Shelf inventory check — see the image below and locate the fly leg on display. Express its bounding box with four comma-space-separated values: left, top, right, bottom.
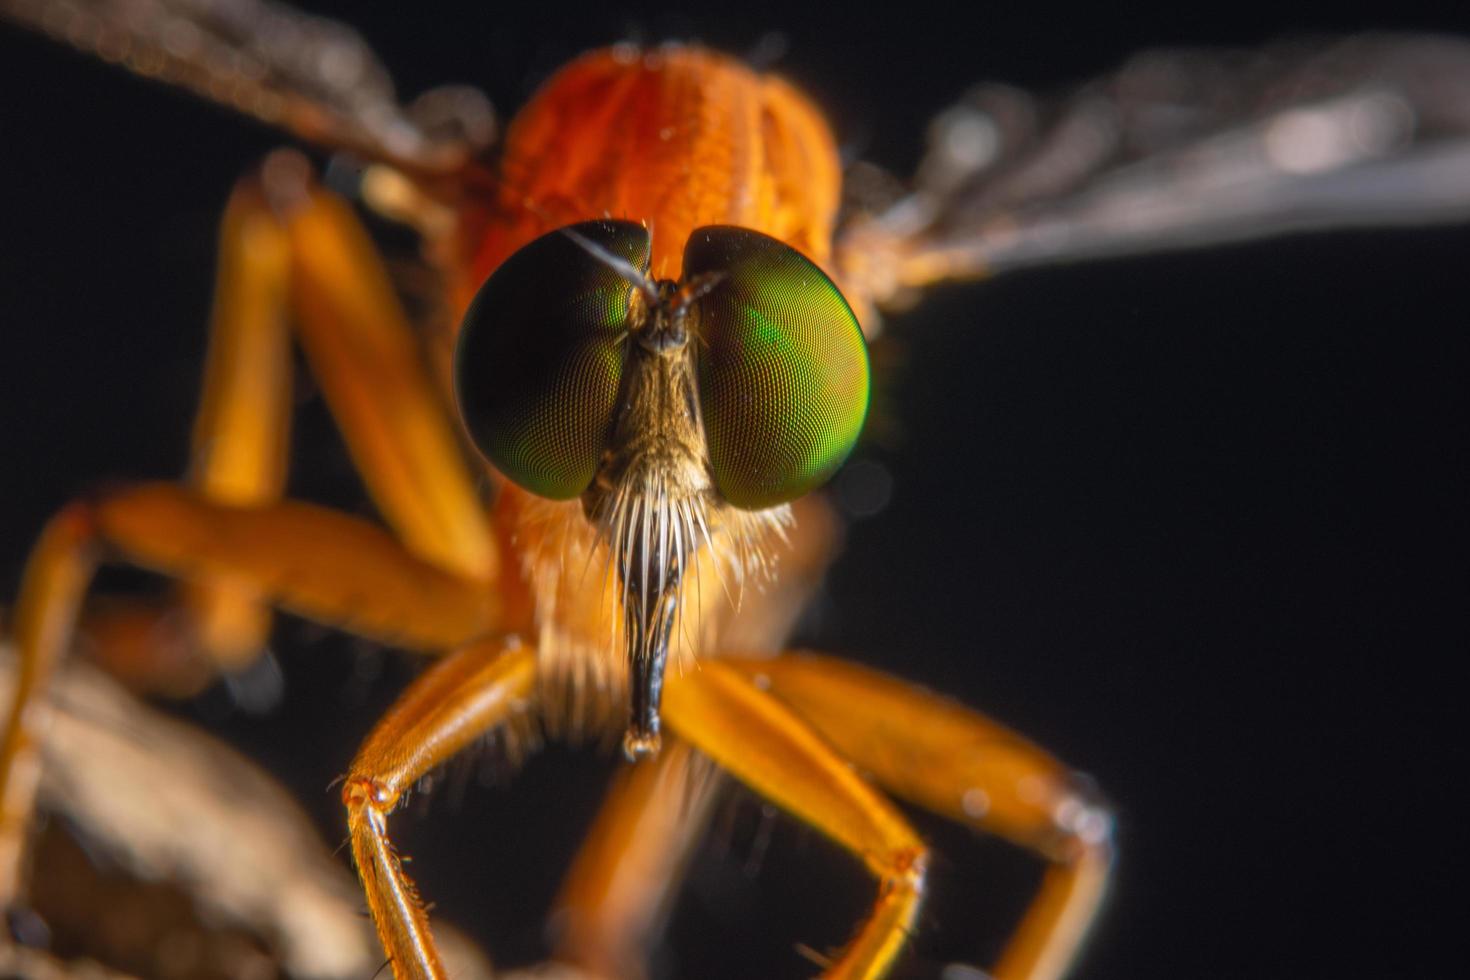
78, 168, 295, 693
663, 660, 928, 980
82, 153, 506, 697
724, 653, 1114, 980
179, 164, 293, 674
1, 153, 516, 923
278, 156, 500, 584
342, 636, 537, 980
0, 483, 505, 913
550, 737, 722, 979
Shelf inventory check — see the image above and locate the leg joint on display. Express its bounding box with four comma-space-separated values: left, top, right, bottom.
881, 843, 930, 894
341, 774, 400, 815
1050, 772, 1115, 863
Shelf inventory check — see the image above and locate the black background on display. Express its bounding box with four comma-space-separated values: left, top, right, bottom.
1, 2, 1466, 978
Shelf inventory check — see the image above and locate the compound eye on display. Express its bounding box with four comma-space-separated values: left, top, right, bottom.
683, 226, 869, 510
455, 220, 650, 499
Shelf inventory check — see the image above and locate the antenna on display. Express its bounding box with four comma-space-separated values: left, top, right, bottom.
561, 226, 660, 304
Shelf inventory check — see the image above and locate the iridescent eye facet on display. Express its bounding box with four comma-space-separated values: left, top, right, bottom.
455, 220, 650, 500
684, 226, 869, 510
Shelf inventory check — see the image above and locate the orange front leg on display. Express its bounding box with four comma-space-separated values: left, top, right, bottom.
342, 637, 537, 980
663, 660, 928, 980
282, 169, 499, 583
725, 653, 1114, 980
0, 484, 505, 910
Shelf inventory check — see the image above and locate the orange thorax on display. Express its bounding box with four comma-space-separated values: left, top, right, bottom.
454, 45, 843, 314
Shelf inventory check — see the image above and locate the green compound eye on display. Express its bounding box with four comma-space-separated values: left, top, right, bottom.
455, 220, 650, 500
683, 226, 870, 510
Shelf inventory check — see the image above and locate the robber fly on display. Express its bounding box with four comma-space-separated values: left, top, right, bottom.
1, 3, 1469, 979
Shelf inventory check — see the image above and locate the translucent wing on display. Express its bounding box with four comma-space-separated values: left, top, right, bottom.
0, 0, 494, 173
839, 34, 1470, 311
